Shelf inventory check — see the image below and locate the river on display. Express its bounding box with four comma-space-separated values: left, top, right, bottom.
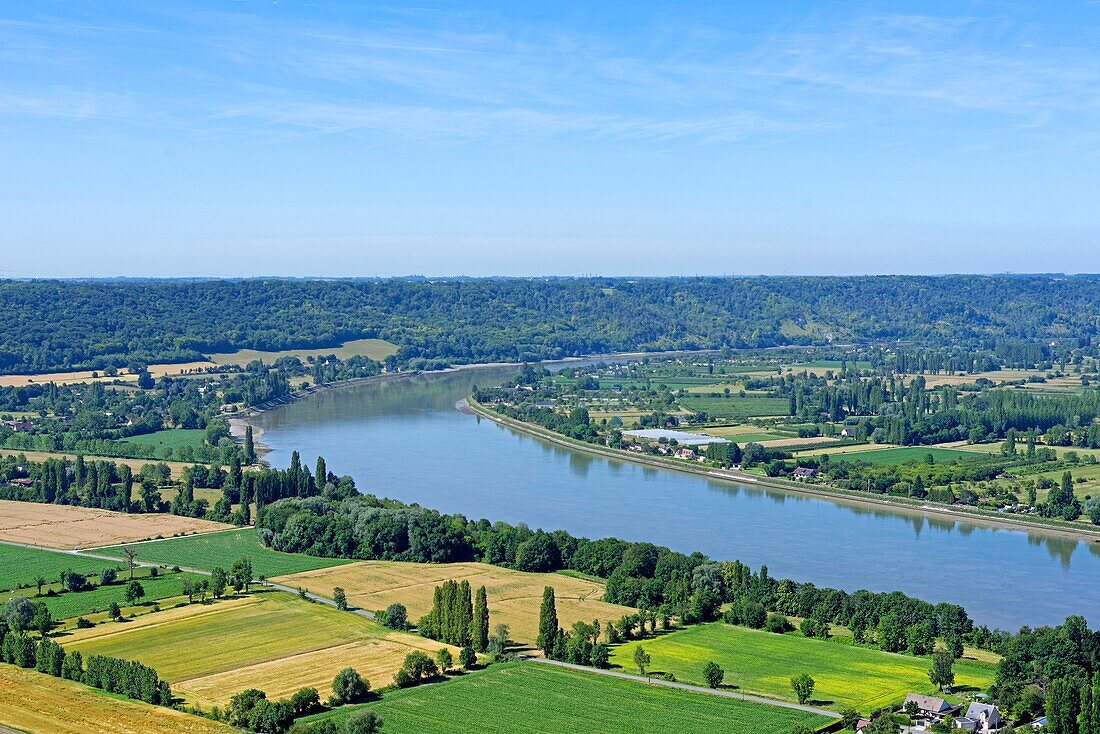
250, 363, 1100, 630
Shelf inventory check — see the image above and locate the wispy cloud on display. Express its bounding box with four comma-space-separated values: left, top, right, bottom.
1, 3, 1099, 148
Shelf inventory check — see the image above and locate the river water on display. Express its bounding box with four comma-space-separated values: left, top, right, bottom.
251, 364, 1100, 630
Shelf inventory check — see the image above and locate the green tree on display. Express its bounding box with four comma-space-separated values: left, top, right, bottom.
633, 646, 651, 676
459, 645, 477, 670
537, 586, 559, 653
210, 567, 227, 599
436, 648, 453, 673
244, 425, 256, 464
124, 580, 145, 605
473, 585, 490, 652
702, 661, 725, 689
1046, 677, 1081, 734
331, 667, 370, 705
790, 673, 815, 705
333, 587, 348, 611
231, 557, 253, 592
928, 649, 955, 692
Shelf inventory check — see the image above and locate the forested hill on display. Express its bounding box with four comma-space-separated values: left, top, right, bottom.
1, 275, 1098, 374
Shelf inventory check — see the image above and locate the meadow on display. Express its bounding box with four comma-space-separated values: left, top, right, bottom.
0, 500, 231, 549
0, 449, 194, 478
0, 542, 117, 592
680, 395, 791, 420
293, 662, 833, 734
798, 446, 983, 466
205, 337, 398, 367
611, 623, 996, 711
121, 428, 208, 452
63, 590, 454, 707
0, 665, 234, 734
95, 527, 350, 577
273, 560, 636, 647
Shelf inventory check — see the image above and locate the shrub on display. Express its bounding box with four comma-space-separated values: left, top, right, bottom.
331, 667, 369, 705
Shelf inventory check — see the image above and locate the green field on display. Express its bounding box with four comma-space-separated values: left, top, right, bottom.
0, 542, 117, 592
815, 446, 982, 466
294, 662, 833, 734
2, 568, 203, 620
121, 429, 207, 451
611, 623, 996, 711
681, 396, 791, 420
94, 528, 350, 578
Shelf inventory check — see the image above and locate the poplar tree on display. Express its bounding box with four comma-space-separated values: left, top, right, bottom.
537, 586, 558, 653
244, 426, 255, 464
473, 586, 490, 652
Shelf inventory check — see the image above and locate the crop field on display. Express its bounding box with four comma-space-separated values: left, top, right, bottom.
611, 623, 995, 711
0, 664, 235, 734
2, 568, 204, 621
816, 446, 984, 466
0, 542, 117, 592
0, 500, 232, 549
121, 428, 208, 451
295, 662, 832, 734
273, 560, 636, 647
206, 338, 398, 367
63, 590, 455, 707
681, 396, 790, 420
95, 527, 350, 577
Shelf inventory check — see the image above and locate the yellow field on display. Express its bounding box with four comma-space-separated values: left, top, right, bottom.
0, 500, 232, 549
273, 561, 636, 647
896, 369, 1045, 388
64, 591, 455, 708
0, 449, 195, 479
0, 664, 234, 734
0, 339, 398, 387
205, 338, 398, 367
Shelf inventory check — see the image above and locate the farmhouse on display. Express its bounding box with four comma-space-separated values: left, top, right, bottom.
903, 693, 957, 723
674, 447, 696, 460
2, 419, 32, 432
954, 702, 1002, 732
840, 426, 859, 438
791, 467, 818, 481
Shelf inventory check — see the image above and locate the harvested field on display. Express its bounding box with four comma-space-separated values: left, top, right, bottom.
206, 338, 398, 366
273, 560, 636, 647
64, 590, 454, 708
755, 436, 846, 450
0, 665, 234, 734
0, 500, 232, 549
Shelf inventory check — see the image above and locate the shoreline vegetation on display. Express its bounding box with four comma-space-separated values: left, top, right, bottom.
467, 396, 1100, 544
229, 349, 1100, 544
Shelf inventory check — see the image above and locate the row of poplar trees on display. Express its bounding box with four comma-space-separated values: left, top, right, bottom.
1046, 674, 1100, 734
419, 580, 491, 651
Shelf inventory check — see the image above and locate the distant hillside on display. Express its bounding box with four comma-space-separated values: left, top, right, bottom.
1, 275, 1097, 374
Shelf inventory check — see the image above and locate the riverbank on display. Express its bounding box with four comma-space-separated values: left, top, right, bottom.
466, 397, 1100, 545
230, 349, 720, 465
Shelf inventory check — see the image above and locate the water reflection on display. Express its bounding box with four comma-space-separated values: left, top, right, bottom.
253, 363, 1100, 630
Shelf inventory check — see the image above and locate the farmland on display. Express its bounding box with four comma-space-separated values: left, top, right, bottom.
273, 560, 636, 648
0, 664, 234, 734
63, 590, 455, 707
294, 662, 833, 734
96, 527, 351, 577
121, 428, 208, 452
0, 500, 232, 549
680, 395, 791, 420
0, 542, 116, 592
2, 566, 204, 621
205, 338, 399, 367
797, 446, 984, 466
0, 449, 194, 479
611, 623, 996, 711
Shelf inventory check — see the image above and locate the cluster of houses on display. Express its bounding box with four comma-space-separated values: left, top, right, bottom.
2, 418, 33, 432
855, 694, 1013, 733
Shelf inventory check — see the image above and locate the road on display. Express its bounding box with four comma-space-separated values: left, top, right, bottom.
527, 657, 839, 719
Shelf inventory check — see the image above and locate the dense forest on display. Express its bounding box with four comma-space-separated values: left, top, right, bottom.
3, 275, 1100, 373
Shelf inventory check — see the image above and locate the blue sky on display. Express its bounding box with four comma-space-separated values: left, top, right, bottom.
1, 1, 1099, 277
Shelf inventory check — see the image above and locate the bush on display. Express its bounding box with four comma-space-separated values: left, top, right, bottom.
344, 709, 383, 734
765, 613, 790, 633
98, 568, 118, 586
395, 651, 438, 687
289, 687, 321, 716
75, 617, 95, 629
